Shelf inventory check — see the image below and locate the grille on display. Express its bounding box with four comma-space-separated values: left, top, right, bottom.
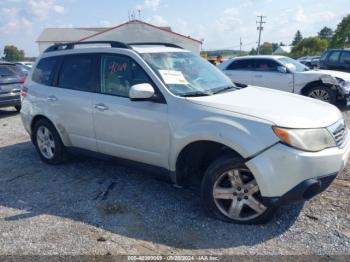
330, 120, 347, 147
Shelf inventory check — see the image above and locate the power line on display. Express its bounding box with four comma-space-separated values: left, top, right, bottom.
256, 15, 266, 54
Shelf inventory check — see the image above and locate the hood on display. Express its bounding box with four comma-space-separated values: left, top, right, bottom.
186, 86, 342, 128
300, 69, 350, 82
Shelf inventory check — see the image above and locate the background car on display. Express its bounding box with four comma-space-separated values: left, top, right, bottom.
0, 63, 26, 111
15, 61, 34, 68
297, 56, 320, 69
218, 55, 350, 104
319, 49, 350, 72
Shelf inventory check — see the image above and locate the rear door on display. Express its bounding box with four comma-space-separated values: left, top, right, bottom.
46, 54, 98, 151
92, 53, 170, 169
325, 51, 342, 70
251, 58, 293, 92
222, 59, 254, 85
339, 51, 350, 72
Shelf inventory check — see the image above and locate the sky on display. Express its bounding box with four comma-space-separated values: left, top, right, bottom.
0, 0, 349, 57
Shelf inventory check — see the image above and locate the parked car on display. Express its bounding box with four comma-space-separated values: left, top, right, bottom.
15, 64, 31, 76
0, 63, 26, 111
21, 41, 350, 224
319, 49, 350, 73
218, 55, 350, 104
15, 61, 34, 68
310, 56, 320, 69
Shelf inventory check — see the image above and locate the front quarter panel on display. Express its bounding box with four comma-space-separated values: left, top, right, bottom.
168, 100, 279, 171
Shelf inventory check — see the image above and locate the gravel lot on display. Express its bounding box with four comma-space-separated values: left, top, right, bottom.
0, 106, 349, 256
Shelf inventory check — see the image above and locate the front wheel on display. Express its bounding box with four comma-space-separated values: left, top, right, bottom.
306, 86, 336, 104
201, 155, 277, 224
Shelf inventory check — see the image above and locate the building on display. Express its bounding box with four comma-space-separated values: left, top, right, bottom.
273, 45, 293, 54
36, 20, 203, 54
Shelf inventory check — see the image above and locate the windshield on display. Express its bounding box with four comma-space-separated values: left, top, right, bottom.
141, 52, 236, 96
278, 57, 309, 72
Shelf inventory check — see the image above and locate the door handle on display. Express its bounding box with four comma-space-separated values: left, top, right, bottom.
47, 95, 57, 102
94, 103, 109, 111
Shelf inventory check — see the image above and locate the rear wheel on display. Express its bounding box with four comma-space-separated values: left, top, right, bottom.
33, 119, 67, 164
201, 155, 277, 224
306, 86, 336, 104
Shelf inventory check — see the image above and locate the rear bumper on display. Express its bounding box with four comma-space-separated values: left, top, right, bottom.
0, 94, 21, 108
262, 172, 337, 206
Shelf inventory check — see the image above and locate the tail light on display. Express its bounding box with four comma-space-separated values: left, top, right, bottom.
20, 86, 28, 97
19, 76, 27, 84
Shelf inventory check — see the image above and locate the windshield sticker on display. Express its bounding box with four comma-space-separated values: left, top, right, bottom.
159, 70, 188, 85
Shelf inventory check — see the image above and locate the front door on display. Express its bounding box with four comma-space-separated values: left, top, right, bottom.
252, 59, 293, 92
92, 54, 170, 169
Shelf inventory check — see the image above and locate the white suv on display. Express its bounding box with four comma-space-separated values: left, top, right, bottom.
20, 42, 350, 224
218, 55, 350, 104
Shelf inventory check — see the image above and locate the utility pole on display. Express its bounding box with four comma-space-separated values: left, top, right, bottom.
239, 37, 242, 56
256, 15, 266, 55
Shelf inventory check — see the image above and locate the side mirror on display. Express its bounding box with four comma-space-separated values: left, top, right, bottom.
277, 66, 287, 73
129, 83, 155, 101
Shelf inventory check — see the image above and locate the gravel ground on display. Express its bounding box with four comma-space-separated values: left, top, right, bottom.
0, 106, 349, 256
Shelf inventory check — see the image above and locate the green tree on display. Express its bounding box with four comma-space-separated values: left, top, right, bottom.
330, 14, 350, 48
249, 48, 257, 55
292, 30, 303, 45
272, 43, 279, 52
318, 26, 333, 41
260, 42, 273, 54
3, 45, 25, 61
291, 37, 328, 57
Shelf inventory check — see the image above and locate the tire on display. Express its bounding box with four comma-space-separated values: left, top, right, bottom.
14, 105, 21, 112
201, 154, 277, 224
306, 86, 336, 104
33, 119, 67, 165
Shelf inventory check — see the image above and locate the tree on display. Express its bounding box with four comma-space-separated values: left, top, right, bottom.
330, 14, 350, 48
249, 48, 257, 55
260, 42, 273, 54
272, 43, 279, 52
318, 26, 333, 41
291, 37, 328, 57
292, 30, 303, 45
3, 45, 25, 61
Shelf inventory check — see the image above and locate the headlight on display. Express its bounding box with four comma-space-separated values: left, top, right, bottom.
272, 126, 336, 152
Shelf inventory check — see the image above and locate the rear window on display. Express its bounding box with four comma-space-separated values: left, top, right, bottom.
0, 65, 16, 76
57, 54, 94, 91
32, 57, 58, 85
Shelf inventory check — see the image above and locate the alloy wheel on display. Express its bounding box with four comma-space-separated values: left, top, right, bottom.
36, 126, 55, 159
309, 89, 330, 102
213, 168, 267, 221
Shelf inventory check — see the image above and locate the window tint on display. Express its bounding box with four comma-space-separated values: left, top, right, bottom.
227, 59, 254, 70
0, 65, 16, 76
100, 55, 151, 97
32, 57, 58, 85
340, 51, 350, 64
328, 51, 341, 63
58, 55, 94, 91
255, 59, 280, 72
320, 51, 329, 61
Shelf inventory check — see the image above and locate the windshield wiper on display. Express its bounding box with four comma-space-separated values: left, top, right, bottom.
213, 86, 237, 94
181, 91, 211, 97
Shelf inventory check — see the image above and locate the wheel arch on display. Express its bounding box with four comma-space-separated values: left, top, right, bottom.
300, 80, 325, 96
30, 115, 70, 146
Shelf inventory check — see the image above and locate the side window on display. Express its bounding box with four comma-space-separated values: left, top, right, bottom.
227, 59, 254, 70
58, 55, 94, 91
32, 57, 58, 85
320, 51, 329, 62
340, 51, 350, 64
328, 51, 341, 63
100, 55, 152, 97
255, 59, 279, 72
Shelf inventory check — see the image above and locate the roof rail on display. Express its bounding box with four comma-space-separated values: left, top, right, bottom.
128, 42, 183, 49
44, 41, 131, 53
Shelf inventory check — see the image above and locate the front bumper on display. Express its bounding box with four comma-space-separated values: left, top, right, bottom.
246, 131, 350, 205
